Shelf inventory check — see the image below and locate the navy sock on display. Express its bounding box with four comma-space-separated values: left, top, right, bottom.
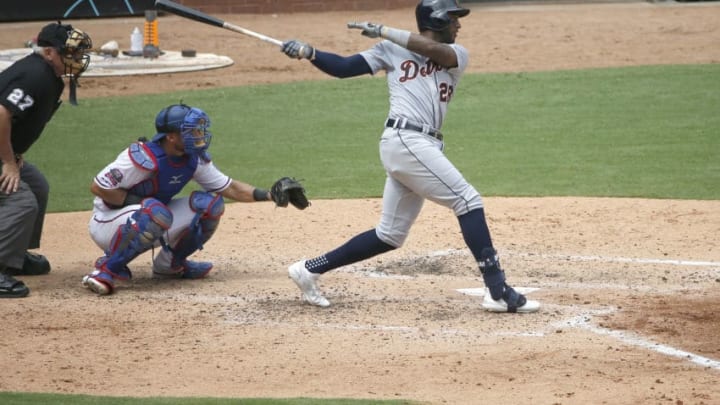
457, 208, 493, 262
305, 229, 396, 274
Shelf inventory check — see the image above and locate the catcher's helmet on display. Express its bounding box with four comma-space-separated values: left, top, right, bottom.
37, 22, 93, 77
415, 0, 470, 32
153, 104, 212, 157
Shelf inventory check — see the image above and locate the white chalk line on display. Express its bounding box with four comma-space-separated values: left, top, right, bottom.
221, 248, 720, 372
552, 309, 720, 371
221, 295, 720, 372
347, 257, 720, 372
427, 248, 720, 267
337, 248, 720, 282
512, 251, 720, 267
452, 281, 720, 371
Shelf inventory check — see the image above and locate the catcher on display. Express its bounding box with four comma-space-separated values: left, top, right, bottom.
82, 103, 308, 296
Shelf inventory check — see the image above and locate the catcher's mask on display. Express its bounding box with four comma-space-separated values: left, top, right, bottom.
415, 0, 469, 42
152, 104, 213, 157
37, 22, 93, 105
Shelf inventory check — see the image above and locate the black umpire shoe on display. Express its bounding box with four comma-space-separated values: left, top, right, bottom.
4, 252, 51, 276
0, 267, 30, 298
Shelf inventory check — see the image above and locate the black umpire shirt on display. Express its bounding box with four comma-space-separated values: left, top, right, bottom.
0, 52, 64, 155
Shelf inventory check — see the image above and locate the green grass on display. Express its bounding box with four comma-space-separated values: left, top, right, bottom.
26, 63, 720, 213
448, 65, 720, 198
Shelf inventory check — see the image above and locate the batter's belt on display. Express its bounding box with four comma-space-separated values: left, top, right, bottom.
385, 118, 443, 141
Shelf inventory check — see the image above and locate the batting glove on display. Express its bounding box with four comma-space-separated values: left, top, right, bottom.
347, 21, 384, 39
281, 40, 315, 60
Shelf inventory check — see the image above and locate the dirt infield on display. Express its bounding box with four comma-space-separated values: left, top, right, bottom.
2, 2, 720, 404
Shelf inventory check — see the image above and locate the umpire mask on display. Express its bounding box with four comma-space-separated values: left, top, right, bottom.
37, 22, 93, 105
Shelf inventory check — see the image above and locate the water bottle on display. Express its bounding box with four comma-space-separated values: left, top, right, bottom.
130, 27, 143, 53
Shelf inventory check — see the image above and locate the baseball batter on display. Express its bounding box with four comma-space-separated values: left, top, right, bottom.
83, 103, 308, 296
282, 0, 539, 313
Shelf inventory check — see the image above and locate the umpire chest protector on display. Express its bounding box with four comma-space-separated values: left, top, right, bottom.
128, 141, 198, 204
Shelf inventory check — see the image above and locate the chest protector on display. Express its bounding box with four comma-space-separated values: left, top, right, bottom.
128, 141, 198, 204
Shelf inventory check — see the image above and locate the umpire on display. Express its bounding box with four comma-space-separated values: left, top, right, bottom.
0, 22, 92, 298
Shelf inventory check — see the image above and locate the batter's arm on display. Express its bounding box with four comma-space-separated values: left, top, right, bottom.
348, 22, 458, 68
281, 40, 372, 78
311, 51, 372, 78
405, 35, 458, 68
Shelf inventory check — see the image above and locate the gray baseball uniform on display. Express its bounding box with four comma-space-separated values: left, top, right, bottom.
361, 40, 483, 247
283, 0, 539, 313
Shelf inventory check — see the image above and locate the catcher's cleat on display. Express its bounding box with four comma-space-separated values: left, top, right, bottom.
94, 257, 132, 281
153, 259, 212, 279
82, 270, 115, 296
481, 287, 539, 313
288, 260, 330, 307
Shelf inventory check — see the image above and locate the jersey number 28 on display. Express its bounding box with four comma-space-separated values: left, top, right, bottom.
439, 83, 454, 102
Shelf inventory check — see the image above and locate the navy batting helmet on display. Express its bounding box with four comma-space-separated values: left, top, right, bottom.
415, 0, 470, 32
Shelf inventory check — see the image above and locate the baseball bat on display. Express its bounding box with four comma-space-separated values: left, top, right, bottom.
154, 0, 283, 47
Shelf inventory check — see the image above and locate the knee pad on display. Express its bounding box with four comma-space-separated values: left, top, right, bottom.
479, 247, 506, 300
190, 191, 225, 218
137, 198, 173, 232
170, 192, 224, 261
129, 198, 173, 247
189, 191, 225, 234
102, 198, 172, 273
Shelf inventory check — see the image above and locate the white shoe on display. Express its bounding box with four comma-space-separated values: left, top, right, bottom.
288, 260, 330, 307
81, 273, 113, 296
482, 288, 540, 313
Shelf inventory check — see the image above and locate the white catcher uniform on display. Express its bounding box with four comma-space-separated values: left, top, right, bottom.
89, 147, 231, 252
361, 40, 483, 247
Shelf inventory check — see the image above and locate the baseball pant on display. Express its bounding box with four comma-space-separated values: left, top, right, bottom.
376, 129, 483, 247
0, 163, 49, 268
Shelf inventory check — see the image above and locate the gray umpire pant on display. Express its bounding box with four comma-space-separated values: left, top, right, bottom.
0, 162, 49, 269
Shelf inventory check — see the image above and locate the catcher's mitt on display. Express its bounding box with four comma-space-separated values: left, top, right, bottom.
270, 177, 310, 210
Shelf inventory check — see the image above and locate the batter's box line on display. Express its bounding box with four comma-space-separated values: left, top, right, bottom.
553, 308, 720, 372
427, 248, 720, 268
222, 316, 543, 340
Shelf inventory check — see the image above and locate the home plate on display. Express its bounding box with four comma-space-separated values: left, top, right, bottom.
457, 287, 540, 297
0, 48, 233, 77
